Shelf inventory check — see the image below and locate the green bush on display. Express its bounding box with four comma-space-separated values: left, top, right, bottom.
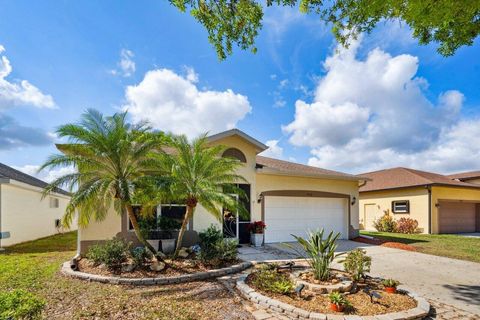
251, 264, 294, 295
130, 246, 152, 268
342, 249, 371, 281
287, 229, 342, 281
86, 238, 130, 269
373, 212, 397, 232
0, 290, 45, 320
198, 225, 238, 266
395, 217, 419, 234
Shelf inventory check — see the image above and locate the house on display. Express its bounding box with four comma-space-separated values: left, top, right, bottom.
77, 129, 368, 254
359, 167, 480, 234
448, 171, 480, 185
0, 163, 71, 247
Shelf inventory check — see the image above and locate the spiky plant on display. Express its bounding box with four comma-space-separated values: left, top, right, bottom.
39, 109, 167, 259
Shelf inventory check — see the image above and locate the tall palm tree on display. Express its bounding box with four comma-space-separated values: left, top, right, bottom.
40, 109, 166, 259
157, 134, 248, 258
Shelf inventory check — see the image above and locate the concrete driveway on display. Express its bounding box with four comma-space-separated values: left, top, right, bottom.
239, 240, 480, 315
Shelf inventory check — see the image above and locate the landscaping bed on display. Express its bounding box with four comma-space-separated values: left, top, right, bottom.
245, 267, 417, 316
353, 236, 417, 251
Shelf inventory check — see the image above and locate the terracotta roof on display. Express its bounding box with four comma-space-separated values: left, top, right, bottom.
0, 162, 70, 196
359, 167, 480, 192
447, 170, 480, 181
256, 156, 367, 181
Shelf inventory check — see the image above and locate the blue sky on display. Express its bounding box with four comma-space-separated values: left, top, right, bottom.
1, 0, 480, 181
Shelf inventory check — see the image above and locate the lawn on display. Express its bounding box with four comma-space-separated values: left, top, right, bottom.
0, 232, 252, 320
361, 231, 480, 263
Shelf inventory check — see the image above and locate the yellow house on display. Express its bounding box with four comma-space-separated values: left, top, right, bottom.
359, 167, 480, 234
78, 129, 368, 254
0, 163, 71, 247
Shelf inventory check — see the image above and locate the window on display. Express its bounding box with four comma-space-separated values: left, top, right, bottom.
159, 204, 187, 226
50, 197, 59, 208
392, 200, 410, 213
128, 204, 187, 231
222, 148, 247, 163
55, 219, 61, 229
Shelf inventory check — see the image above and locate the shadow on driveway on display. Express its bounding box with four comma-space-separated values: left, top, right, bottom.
443, 284, 480, 306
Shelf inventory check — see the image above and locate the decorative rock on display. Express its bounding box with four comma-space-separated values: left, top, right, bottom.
178, 248, 189, 258
121, 263, 136, 273
150, 261, 166, 271
309, 312, 327, 320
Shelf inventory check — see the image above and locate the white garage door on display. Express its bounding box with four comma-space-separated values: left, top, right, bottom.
264, 196, 347, 243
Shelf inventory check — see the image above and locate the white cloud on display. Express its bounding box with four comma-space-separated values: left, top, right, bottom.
13, 165, 76, 183
111, 49, 136, 77
184, 66, 199, 83
0, 45, 55, 109
260, 140, 284, 159
284, 38, 477, 174
124, 68, 252, 137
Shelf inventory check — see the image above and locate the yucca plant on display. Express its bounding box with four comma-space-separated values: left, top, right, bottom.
287, 229, 343, 281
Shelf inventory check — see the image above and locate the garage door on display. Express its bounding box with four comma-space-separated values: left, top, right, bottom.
439, 201, 476, 233
264, 196, 347, 243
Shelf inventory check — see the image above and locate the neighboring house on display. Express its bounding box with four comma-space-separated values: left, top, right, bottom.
359, 167, 480, 234
78, 129, 368, 254
0, 163, 72, 247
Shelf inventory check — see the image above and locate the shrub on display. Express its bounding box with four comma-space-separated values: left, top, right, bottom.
247, 221, 266, 234
342, 249, 371, 281
395, 217, 419, 234
199, 225, 238, 266
382, 279, 400, 288
130, 246, 152, 268
0, 289, 45, 320
373, 211, 397, 232
328, 292, 351, 307
86, 238, 130, 269
287, 229, 342, 281
251, 264, 294, 295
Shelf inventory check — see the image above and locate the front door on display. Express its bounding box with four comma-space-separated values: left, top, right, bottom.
223, 184, 251, 244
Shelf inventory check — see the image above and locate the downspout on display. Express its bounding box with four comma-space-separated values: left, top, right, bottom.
427, 185, 432, 234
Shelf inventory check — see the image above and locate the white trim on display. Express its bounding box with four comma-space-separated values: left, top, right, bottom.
207, 129, 268, 152
3, 179, 70, 199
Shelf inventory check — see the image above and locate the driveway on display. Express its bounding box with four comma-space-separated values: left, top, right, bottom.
239, 240, 480, 315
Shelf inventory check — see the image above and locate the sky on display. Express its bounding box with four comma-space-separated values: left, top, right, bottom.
1, 0, 480, 182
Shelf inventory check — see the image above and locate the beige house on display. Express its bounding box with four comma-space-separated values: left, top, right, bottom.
0, 163, 71, 247
78, 129, 368, 254
359, 167, 480, 234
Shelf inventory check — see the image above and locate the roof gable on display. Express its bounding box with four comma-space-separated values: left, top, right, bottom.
207, 129, 267, 153
447, 170, 480, 181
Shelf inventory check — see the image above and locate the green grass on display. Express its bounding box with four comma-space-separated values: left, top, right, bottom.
0, 231, 248, 319
361, 231, 480, 263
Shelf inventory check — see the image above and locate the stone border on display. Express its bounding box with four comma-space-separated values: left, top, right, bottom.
61, 261, 252, 285
291, 270, 353, 294
236, 276, 430, 320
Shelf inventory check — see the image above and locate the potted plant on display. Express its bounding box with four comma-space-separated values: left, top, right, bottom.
328, 292, 350, 312
382, 279, 400, 293
158, 216, 182, 254
247, 221, 266, 247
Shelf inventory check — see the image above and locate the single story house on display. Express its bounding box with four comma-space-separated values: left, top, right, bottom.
448, 171, 480, 185
359, 167, 480, 234
78, 129, 368, 254
0, 163, 71, 247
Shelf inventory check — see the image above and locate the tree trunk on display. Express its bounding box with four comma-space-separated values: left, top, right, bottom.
125, 204, 165, 260
173, 205, 194, 258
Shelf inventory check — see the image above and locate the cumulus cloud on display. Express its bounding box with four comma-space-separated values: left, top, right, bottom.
284, 38, 476, 174
260, 140, 284, 159
14, 164, 76, 183
0, 45, 55, 109
111, 49, 136, 77
124, 68, 252, 137
0, 113, 52, 149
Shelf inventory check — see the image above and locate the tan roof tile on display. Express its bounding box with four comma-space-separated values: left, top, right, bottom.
447, 170, 480, 181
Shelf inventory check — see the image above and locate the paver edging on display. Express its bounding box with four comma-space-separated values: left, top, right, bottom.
61, 261, 252, 285
236, 276, 430, 320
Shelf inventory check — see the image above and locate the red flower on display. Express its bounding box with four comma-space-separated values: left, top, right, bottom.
247, 221, 266, 234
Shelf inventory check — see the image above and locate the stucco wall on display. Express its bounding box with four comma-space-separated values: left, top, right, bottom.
430, 186, 480, 234
359, 187, 430, 233
78, 205, 122, 241
255, 174, 359, 236
0, 183, 71, 246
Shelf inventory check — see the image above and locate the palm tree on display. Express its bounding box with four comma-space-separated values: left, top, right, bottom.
157, 134, 248, 258
40, 109, 166, 259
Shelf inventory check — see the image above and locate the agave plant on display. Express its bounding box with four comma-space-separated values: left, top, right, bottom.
287, 229, 343, 281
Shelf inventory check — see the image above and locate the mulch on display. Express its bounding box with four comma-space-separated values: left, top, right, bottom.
353, 237, 416, 252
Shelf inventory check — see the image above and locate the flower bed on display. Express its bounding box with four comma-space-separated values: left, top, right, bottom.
237, 269, 430, 320
61, 260, 252, 285
290, 269, 353, 294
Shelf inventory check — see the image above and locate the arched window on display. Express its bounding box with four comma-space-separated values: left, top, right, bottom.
222, 148, 247, 163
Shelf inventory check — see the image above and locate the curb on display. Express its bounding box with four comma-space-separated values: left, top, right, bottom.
61, 261, 252, 285
236, 276, 430, 320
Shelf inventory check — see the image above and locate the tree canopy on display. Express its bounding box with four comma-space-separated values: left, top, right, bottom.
169, 0, 480, 59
